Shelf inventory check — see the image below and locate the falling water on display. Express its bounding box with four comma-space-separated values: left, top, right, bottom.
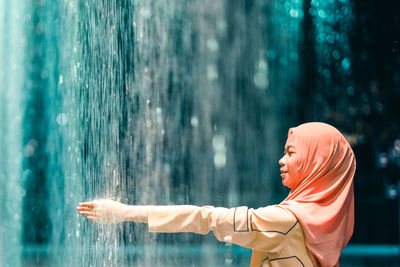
1, 0, 310, 266
0, 0, 26, 266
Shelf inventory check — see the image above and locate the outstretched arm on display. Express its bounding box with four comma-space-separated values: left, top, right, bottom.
77, 200, 299, 253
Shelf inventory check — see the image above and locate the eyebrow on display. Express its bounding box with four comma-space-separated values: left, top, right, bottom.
285, 145, 295, 151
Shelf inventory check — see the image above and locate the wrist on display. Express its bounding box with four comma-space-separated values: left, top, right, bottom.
124, 205, 149, 223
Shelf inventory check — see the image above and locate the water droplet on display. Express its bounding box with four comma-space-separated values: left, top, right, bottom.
217, 20, 226, 32
386, 184, 398, 200
225, 258, 233, 265
58, 75, 64, 85
24, 140, 38, 157
332, 50, 340, 60
267, 50, 276, 60
378, 153, 388, 168
190, 116, 199, 127
311, 0, 319, 7
279, 57, 288, 66
322, 69, 331, 78
290, 9, 299, 18
258, 60, 267, 72
14, 213, 20, 221
224, 235, 232, 242
392, 139, 400, 150
207, 39, 219, 52
139, 7, 151, 19
254, 72, 268, 89
214, 152, 226, 169
341, 58, 351, 70
318, 10, 327, 19
254, 60, 268, 89
163, 162, 170, 171
212, 135, 225, 151
290, 52, 299, 62
347, 86, 354, 95
207, 64, 218, 81
57, 113, 69, 126
156, 107, 162, 123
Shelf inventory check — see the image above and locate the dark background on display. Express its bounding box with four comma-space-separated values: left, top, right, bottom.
297, 0, 400, 244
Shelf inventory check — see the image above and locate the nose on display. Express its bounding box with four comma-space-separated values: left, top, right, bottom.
279, 155, 286, 166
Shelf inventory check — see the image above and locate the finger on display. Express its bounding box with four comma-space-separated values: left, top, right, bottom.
87, 216, 99, 221
79, 202, 96, 207
79, 211, 95, 216
77, 207, 93, 212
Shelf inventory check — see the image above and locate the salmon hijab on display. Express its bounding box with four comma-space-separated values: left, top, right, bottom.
280, 122, 356, 267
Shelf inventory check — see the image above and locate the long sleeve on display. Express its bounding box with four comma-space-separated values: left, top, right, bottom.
148, 205, 299, 253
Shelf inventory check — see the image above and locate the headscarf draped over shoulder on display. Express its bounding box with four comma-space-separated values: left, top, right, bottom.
280, 122, 356, 267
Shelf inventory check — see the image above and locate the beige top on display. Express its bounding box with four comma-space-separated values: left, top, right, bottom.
148, 205, 314, 267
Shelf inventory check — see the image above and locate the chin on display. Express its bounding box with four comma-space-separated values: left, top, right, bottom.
281, 178, 292, 189
281, 174, 288, 183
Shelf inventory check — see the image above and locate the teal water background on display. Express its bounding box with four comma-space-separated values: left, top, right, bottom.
1, 0, 399, 266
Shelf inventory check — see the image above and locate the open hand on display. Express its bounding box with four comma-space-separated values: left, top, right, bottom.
77, 199, 129, 223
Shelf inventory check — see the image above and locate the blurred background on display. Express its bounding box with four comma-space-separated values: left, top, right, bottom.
1, 0, 400, 266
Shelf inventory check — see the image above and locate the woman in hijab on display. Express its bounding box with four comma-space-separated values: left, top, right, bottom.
77, 122, 356, 267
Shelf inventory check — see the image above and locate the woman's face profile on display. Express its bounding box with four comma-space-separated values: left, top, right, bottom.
279, 134, 299, 188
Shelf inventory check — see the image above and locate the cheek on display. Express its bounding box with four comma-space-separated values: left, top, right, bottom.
285, 157, 300, 187
287, 159, 298, 175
